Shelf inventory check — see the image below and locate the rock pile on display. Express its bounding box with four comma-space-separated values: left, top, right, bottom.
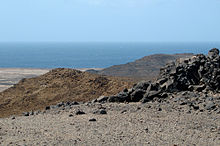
95, 48, 220, 111
159, 48, 220, 92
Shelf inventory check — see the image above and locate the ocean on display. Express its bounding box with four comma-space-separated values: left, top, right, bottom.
0, 42, 220, 69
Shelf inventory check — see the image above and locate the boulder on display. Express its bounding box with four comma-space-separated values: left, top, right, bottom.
208, 48, 219, 59
130, 89, 145, 102
133, 81, 151, 90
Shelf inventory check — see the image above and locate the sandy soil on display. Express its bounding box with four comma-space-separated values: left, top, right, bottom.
0, 102, 219, 145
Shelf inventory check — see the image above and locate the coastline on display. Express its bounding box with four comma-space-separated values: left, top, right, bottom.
0, 68, 103, 92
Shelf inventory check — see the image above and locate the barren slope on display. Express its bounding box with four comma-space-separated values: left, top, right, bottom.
0, 68, 134, 118
97, 53, 193, 81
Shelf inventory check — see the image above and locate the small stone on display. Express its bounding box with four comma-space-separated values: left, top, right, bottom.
65, 101, 71, 106
157, 107, 162, 111
57, 102, 65, 107
89, 118, 96, 122
121, 110, 127, 114
76, 110, 85, 115
144, 128, 149, 133
11, 116, 15, 120
23, 112, 29, 116
45, 106, 50, 110
147, 105, 151, 108
93, 109, 107, 115
186, 110, 191, 114
29, 111, 34, 115
71, 101, 79, 105
192, 105, 199, 110
179, 101, 187, 105
69, 114, 73, 117
99, 109, 107, 114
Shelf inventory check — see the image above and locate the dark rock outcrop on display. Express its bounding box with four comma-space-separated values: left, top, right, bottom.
101, 48, 220, 111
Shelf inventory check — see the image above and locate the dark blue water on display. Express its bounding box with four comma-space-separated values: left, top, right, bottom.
0, 42, 220, 68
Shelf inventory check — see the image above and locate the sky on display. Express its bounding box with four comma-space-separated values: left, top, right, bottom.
0, 0, 220, 42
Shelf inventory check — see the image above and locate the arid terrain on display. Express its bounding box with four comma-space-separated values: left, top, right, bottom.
0, 50, 220, 145
0, 68, 49, 92
0, 68, 134, 118
94, 53, 193, 81
0, 101, 219, 145
0, 68, 103, 92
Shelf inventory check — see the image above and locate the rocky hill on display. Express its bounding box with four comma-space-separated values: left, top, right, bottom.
0, 68, 134, 118
94, 48, 220, 113
95, 53, 193, 81
0, 49, 220, 145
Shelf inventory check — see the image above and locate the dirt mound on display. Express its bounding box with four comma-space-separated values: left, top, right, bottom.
0, 68, 134, 118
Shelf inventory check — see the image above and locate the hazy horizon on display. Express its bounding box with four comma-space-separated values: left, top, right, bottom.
0, 0, 220, 42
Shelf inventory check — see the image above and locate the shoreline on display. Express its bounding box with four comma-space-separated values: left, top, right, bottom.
0, 68, 103, 92
0, 67, 103, 70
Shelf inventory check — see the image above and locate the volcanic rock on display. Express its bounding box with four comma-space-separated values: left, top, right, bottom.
75, 110, 85, 115
106, 48, 220, 112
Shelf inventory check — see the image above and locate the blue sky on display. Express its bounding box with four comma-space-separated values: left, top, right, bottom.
0, 0, 219, 42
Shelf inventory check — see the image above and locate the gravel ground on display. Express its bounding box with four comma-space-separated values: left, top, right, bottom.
0, 102, 220, 146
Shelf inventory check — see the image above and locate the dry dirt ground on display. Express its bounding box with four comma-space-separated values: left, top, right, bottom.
0, 102, 219, 146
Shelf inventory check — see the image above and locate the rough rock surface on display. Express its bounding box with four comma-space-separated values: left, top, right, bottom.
96, 48, 220, 113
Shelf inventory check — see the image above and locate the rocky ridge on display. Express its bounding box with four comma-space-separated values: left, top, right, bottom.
95, 53, 193, 81
94, 48, 220, 112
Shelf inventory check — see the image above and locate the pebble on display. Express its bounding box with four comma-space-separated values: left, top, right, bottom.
45, 106, 50, 110
89, 118, 96, 122
23, 112, 29, 116
99, 109, 107, 115
69, 114, 73, 117
75, 110, 85, 115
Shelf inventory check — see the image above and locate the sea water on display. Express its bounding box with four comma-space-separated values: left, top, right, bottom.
0, 42, 220, 69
